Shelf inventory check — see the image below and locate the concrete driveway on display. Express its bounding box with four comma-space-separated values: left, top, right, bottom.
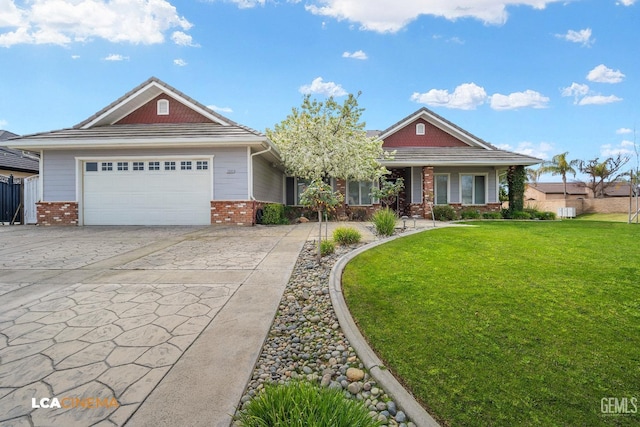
0, 224, 311, 427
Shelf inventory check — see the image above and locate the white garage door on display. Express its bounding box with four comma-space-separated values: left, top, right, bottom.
82, 159, 212, 225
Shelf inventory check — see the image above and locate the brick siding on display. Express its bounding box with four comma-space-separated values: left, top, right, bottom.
210, 201, 264, 226
37, 202, 78, 226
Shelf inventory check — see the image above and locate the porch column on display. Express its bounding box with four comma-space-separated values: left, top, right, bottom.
422, 166, 434, 217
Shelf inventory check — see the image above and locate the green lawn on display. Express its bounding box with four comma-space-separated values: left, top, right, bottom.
576, 213, 634, 222
343, 221, 640, 426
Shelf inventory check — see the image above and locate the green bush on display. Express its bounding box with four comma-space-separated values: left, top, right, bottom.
432, 205, 457, 221
460, 209, 481, 219
371, 208, 397, 236
482, 212, 502, 219
539, 211, 557, 220
261, 204, 289, 225
333, 226, 362, 245
320, 239, 335, 256
236, 380, 380, 427
511, 211, 532, 220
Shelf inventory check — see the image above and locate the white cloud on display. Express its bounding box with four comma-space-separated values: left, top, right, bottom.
104, 53, 129, 61
561, 82, 590, 98
617, 0, 635, 5
173, 58, 187, 66
299, 77, 348, 97
342, 50, 368, 60
305, 0, 563, 33
497, 141, 554, 160
0, 0, 192, 47
208, 105, 234, 113
601, 141, 636, 157
71, 54, 80, 59
616, 128, 633, 135
561, 83, 622, 106
217, 0, 266, 8
410, 83, 487, 110
490, 90, 549, 110
556, 28, 593, 47
578, 94, 623, 105
0, 119, 8, 128
587, 64, 625, 83
171, 31, 199, 47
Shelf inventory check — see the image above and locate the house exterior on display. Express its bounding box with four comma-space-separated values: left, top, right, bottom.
6, 77, 284, 226
297, 108, 541, 219
1, 130, 39, 178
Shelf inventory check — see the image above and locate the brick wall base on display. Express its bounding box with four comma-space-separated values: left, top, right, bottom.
37, 202, 78, 226
210, 201, 265, 226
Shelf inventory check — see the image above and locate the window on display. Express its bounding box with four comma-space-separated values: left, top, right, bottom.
157, 99, 169, 115
148, 161, 160, 171
180, 161, 192, 170
101, 162, 113, 171
196, 161, 208, 170
133, 162, 144, 171
85, 162, 98, 172
296, 178, 311, 205
164, 161, 176, 171
435, 174, 449, 205
347, 181, 374, 205
461, 174, 486, 205
117, 162, 129, 171
416, 123, 426, 135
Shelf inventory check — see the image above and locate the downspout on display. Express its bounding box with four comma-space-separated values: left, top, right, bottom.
248, 145, 272, 201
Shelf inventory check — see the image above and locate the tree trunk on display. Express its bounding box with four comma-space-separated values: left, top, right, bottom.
317, 208, 322, 263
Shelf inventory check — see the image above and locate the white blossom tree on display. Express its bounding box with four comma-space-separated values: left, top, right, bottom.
266, 93, 390, 182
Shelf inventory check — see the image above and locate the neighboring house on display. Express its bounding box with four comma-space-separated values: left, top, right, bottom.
6, 77, 283, 226
525, 181, 637, 215
1, 130, 39, 178
287, 108, 540, 218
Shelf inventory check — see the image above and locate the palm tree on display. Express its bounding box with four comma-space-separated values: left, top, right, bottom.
526, 167, 541, 185
538, 152, 579, 198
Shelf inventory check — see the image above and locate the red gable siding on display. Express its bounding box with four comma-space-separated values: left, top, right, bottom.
383, 118, 468, 148
116, 94, 213, 125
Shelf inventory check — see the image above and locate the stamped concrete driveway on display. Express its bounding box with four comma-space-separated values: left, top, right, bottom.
0, 225, 310, 427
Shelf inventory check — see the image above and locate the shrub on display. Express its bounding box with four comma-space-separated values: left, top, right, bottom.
482, 212, 502, 219
460, 209, 481, 219
333, 226, 362, 245
432, 205, 457, 221
539, 211, 557, 220
261, 203, 289, 225
320, 239, 335, 256
236, 380, 381, 427
372, 208, 397, 236
511, 211, 532, 220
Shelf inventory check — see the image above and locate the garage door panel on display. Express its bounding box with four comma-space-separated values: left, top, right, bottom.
83, 160, 212, 226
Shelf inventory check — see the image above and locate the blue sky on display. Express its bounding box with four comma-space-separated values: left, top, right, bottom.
1, 0, 638, 175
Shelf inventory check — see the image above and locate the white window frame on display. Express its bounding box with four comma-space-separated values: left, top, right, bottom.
132, 162, 144, 171
157, 99, 169, 115
460, 173, 488, 205
180, 161, 193, 170
434, 173, 450, 205
117, 161, 129, 171
416, 123, 426, 135
164, 161, 176, 171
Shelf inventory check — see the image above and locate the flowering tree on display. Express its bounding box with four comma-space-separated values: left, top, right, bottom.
266, 93, 390, 182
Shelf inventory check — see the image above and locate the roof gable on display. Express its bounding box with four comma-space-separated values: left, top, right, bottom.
378, 107, 494, 150
75, 77, 233, 129
115, 93, 212, 125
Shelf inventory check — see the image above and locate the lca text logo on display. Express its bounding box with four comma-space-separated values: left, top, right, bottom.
601, 397, 638, 416
32, 397, 119, 409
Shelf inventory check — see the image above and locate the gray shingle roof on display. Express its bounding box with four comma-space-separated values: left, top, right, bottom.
0, 146, 39, 173
382, 146, 541, 166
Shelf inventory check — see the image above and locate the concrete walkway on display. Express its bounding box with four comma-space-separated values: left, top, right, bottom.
0, 224, 313, 427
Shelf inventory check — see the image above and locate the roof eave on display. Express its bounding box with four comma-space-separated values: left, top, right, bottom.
381, 159, 541, 167
5, 136, 269, 150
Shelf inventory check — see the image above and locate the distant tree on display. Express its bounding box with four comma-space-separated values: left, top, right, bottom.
299, 180, 343, 262
538, 152, 579, 198
267, 93, 389, 183
526, 167, 542, 184
577, 155, 629, 198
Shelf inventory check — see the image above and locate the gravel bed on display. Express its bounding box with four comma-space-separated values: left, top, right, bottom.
235, 240, 415, 426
